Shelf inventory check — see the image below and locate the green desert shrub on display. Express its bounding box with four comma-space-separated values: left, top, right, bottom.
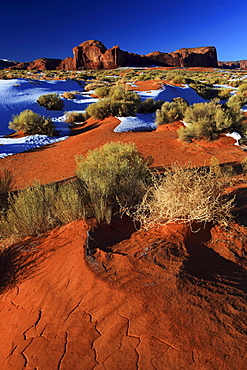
132, 164, 234, 229
65, 111, 86, 124
37, 93, 64, 110
226, 93, 247, 111
86, 85, 141, 119
155, 98, 188, 125
216, 89, 232, 101
190, 81, 217, 100
238, 83, 247, 93
178, 100, 242, 142
138, 98, 164, 113
52, 181, 86, 224
76, 142, 152, 223
9, 109, 56, 136
84, 81, 107, 91
94, 85, 111, 97
0, 183, 57, 238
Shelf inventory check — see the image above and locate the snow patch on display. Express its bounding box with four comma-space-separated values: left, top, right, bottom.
114, 114, 157, 132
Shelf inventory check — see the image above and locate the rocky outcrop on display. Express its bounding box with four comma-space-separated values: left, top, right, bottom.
8, 62, 30, 70
27, 58, 62, 70
3, 40, 219, 71
218, 60, 247, 69
65, 40, 218, 70
0, 59, 19, 69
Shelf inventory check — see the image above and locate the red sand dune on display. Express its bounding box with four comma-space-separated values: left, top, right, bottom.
1, 117, 246, 190
1, 218, 247, 369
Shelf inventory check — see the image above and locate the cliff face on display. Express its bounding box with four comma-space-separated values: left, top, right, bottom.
7, 40, 219, 71
68, 41, 218, 69
218, 60, 247, 69
27, 58, 62, 70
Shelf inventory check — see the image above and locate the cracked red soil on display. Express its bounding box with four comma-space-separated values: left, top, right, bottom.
0, 217, 247, 369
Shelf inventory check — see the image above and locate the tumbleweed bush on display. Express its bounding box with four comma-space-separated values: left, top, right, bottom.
133, 164, 234, 229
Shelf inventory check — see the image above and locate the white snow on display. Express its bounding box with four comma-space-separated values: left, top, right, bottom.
114, 114, 157, 132
0, 78, 96, 136
225, 131, 242, 146
0, 135, 67, 158
0, 78, 98, 157
136, 84, 206, 104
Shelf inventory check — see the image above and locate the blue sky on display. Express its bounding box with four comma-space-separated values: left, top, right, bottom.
1, 0, 247, 63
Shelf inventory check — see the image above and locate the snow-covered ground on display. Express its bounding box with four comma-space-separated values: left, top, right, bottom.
0, 78, 96, 136
114, 114, 157, 133
136, 84, 206, 104
0, 135, 67, 158
0, 78, 98, 157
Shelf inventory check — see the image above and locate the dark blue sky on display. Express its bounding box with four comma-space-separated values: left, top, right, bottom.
1, 0, 247, 62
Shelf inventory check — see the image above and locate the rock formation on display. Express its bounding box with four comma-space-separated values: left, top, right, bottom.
27, 58, 62, 70
68, 40, 218, 70
218, 60, 247, 69
0, 59, 19, 69
7, 40, 219, 71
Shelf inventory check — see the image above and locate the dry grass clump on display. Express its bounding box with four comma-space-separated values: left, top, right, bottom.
132, 164, 234, 229
84, 81, 108, 91
65, 111, 86, 124
62, 91, 76, 99
52, 181, 86, 225
0, 181, 86, 239
9, 109, 56, 136
0, 183, 57, 238
0, 170, 13, 195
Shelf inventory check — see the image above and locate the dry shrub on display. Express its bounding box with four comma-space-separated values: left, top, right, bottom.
132, 164, 234, 229
62, 91, 76, 99
65, 111, 86, 124
0, 170, 13, 195
241, 157, 247, 173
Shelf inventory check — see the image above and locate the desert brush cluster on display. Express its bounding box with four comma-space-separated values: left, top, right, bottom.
0, 66, 247, 243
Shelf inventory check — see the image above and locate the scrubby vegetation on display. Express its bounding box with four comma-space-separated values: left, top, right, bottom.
37, 93, 64, 110
65, 111, 86, 124
138, 98, 164, 113
178, 100, 244, 142
155, 98, 189, 125
9, 109, 56, 136
0, 181, 86, 238
86, 85, 141, 119
132, 164, 234, 229
76, 142, 152, 223
62, 91, 76, 99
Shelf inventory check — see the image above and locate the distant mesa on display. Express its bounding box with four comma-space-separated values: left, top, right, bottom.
218, 60, 247, 69
6, 40, 219, 70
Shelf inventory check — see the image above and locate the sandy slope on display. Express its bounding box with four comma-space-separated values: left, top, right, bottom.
1, 116, 246, 190
1, 218, 247, 369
